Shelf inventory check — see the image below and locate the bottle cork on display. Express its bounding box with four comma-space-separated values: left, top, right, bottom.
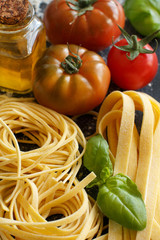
0, 0, 29, 25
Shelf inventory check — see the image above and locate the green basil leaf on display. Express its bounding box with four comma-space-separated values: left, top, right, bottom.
83, 134, 113, 181
97, 173, 147, 231
124, 0, 160, 37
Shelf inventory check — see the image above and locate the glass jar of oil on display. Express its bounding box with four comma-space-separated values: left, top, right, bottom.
0, 3, 46, 93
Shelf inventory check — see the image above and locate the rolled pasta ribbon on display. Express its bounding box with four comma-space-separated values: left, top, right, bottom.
97, 90, 160, 240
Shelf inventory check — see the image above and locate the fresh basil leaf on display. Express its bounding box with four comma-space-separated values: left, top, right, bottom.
124, 0, 160, 38
97, 173, 147, 231
83, 134, 113, 181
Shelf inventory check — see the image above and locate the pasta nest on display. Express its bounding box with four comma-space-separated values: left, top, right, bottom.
0, 96, 103, 240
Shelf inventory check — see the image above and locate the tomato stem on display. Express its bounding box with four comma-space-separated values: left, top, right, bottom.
113, 25, 160, 60
66, 0, 97, 16
78, 0, 97, 8
61, 46, 82, 74
131, 35, 138, 50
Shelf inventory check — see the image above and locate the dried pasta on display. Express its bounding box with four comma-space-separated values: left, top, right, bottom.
0, 95, 104, 240
96, 90, 160, 240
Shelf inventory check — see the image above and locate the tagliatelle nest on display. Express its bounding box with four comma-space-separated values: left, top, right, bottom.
0, 95, 105, 240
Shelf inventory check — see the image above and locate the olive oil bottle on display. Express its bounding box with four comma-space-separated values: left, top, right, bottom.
0, 1, 46, 93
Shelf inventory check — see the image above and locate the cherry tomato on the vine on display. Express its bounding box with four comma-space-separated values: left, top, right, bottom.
43, 0, 125, 52
32, 44, 111, 116
107, 28, 159, 90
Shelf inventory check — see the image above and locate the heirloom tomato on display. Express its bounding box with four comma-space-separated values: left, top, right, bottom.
107, 27, 159, 90
32, 44, 111, 116
43, 0, 125, 51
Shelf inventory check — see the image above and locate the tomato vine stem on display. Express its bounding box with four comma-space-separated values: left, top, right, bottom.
61, 46, 82, 74
114, 25, 160, 60
66, 0, 97, 16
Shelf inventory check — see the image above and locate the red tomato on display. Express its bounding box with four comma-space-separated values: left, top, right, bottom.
32, 44, 111, 116
43, 0, 125, 52
107, 39, 158, 90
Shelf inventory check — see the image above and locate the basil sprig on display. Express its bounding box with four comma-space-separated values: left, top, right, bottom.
83, 134, 147, 231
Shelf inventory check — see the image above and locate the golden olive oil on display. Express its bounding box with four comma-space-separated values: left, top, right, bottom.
0, 4, 46, 93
